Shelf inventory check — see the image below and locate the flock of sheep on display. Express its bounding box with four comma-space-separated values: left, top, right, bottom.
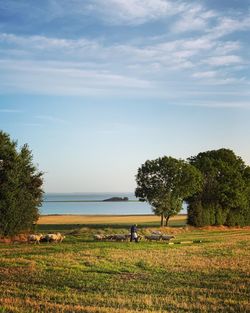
28, 233, 65, 244
94, 232, 175, 242
28, 231, 175, 244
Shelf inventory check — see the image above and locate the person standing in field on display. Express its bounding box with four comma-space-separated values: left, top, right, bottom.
130, 224, 138, 242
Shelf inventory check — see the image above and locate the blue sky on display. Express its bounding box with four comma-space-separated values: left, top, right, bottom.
0, 0, 250, 192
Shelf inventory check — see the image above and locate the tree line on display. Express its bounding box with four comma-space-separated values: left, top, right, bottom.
135, 149, 250, 227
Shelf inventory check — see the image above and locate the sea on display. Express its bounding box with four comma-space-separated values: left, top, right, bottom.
41, 192, 187, 215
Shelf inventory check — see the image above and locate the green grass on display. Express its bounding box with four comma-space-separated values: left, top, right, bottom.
0, 225, 249, 312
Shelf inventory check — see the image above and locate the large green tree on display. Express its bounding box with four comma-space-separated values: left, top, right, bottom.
135, 156, 203, 226
0, 131, 43, 236
187, 149, 250, 226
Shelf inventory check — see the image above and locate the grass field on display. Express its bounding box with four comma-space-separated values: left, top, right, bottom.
0, 216, 249, 313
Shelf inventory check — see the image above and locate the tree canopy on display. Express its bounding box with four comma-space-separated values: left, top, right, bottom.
135, 156, 203, 226
187, 149, 250, 226
0, 131, 43, 236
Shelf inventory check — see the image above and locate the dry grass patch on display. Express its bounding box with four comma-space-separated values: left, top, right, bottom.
38, 214, 186, 225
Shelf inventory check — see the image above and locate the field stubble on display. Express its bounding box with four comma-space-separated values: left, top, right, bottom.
0, 217, 249, 313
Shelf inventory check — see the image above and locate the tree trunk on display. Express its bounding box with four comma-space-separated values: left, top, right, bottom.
165, 215, 170, 227
160, 213, 164, 227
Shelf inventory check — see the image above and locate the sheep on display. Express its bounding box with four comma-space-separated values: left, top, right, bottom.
28, 234, 43, 244
56, 233, 65, 243
112, 234, 129, 241
144, 234, 162, 241
93, 234, 113, 241
161, 235, 175, 241
152, 231, 162, 235
94, 234, 106, 241
45, 233, 65, 243
144, 234, 175, 242
125, 234, 132, 241
39, 235, 48, 243
93, 234, 131, 242
104, 234, 111, 241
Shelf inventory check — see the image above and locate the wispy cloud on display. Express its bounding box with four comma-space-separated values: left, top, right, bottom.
0, 28, 245, 68
172, 4, 217, 33
0, 1, 249, 108
213, 41, 241, 55
0, 31, 248, 97
207, 15, 250, 40
206, 55, 243, 66
192, 71, 218, 79
0, 0, 183, 27
86, 0, 184, 25
183, 100, 250, 109
0, 33, 100, 57
0, 57, 152, 95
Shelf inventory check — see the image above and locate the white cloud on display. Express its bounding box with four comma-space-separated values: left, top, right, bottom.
214, 41, 241, 55
0, 29, 248, 96
0, 59, 151, 95
192, 71, 218, 79
181, 37, 215, 51
174, 17, 206, 33
89, 0, 183, 25
0, 33, 99, 52
191, 71, 247, 86
207, 16, 250, 39
172, 4, 217, 33
0, 33, 202, 71
187, 101, 250, 109
206, 55, 243, 66
0, 1, 249, 100
0, 0, 184, 26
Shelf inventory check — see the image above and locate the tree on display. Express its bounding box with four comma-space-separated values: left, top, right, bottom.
187, 149, 250, 226
0, 131, 43, 236
135, 156, 203, 226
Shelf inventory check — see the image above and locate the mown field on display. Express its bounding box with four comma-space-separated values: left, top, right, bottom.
38, 214, 186, 225
0, 216, 249, 313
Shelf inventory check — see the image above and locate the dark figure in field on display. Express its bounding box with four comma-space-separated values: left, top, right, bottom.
130, 224, 138, 242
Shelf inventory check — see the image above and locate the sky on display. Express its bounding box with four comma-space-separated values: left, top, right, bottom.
0, 0, 250, 192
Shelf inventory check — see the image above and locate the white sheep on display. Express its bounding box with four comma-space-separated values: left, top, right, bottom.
28, 234, 43, 244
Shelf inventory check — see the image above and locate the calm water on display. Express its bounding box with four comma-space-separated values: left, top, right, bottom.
41, 193, 152, 215
41, 192, 187, 215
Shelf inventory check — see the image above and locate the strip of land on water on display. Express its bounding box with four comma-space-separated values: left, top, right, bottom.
38, 214, 187, 225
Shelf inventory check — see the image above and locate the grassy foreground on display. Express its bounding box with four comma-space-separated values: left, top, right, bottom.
0, 216, 249, 313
